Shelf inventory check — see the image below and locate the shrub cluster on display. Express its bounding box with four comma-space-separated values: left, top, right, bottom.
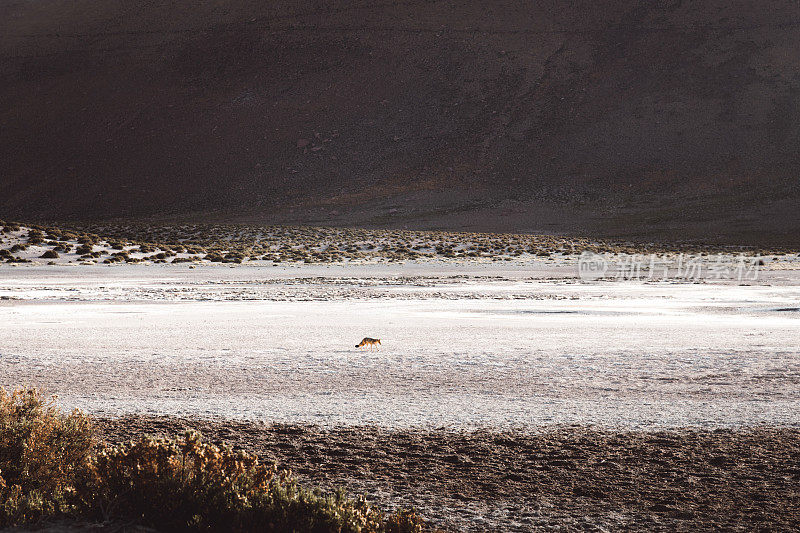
75, 244, 94, 255
0, 388, 94, 525
0, 389, 425, 532
26, 230, 45, 245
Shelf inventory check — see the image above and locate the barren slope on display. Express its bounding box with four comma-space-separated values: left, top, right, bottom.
2, 0, 799, 243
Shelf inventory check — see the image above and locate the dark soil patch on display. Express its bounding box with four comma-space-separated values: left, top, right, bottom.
96, 418, 800, 531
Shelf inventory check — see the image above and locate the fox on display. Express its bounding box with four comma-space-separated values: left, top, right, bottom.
355, 337, 381, 351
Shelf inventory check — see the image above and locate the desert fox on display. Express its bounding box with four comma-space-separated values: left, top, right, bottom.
355, 337, 381, 351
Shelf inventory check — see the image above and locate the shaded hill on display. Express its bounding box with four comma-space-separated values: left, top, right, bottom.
2, 0, 799, 244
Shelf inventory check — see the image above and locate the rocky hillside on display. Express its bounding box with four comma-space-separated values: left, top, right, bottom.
2, 0, 799, 244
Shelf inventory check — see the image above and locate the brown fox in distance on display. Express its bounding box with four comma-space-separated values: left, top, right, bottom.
356, 337, 381, 351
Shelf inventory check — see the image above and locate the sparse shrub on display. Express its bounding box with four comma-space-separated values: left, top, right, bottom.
83, 432, 388, 532
0, 389, 94, 526
27, 230, 44, 245
40, 250, 59, 259
0, 389, 428, 532
223, 253, 244, 263
385, 509, 425, 533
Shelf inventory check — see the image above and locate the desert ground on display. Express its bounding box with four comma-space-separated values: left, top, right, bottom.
3, 261, 800, 429
2, 223, 799, 530
5, 1, 800, 529
96, 419, 800, 532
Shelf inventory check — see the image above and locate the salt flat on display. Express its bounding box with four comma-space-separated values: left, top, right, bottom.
1, 261, 798, 429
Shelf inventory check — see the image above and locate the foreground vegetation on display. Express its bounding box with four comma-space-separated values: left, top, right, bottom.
0, 388, 425, 532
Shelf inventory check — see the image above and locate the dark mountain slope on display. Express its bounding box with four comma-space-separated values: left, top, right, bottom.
2, 0, 799, 244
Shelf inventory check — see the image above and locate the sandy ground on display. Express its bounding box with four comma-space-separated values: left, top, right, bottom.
95, 417, 800, 532
1, 262, 799, 429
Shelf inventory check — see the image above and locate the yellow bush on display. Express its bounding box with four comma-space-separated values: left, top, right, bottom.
83, 431, 397, 531
0, 388, 427, 532
0, 388, 94, 525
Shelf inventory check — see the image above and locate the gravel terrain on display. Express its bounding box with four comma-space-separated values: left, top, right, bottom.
97, 417, 800, 532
